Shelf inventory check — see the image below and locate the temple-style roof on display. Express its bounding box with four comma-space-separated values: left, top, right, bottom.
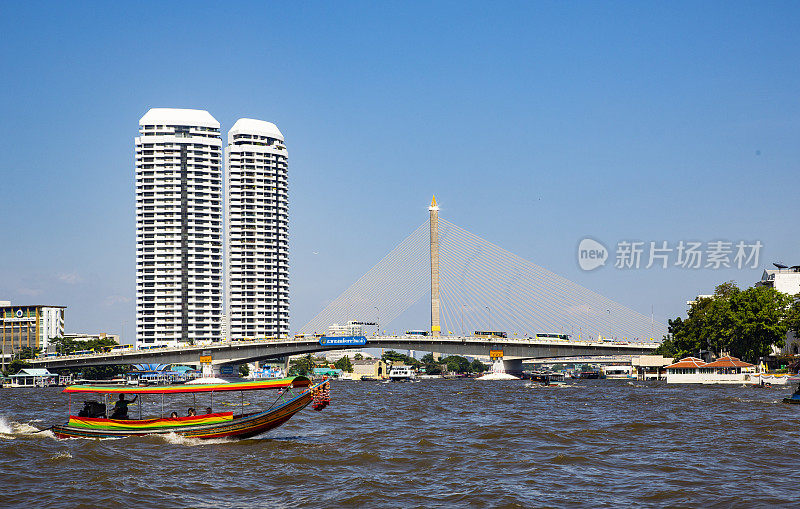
10, 368, 54, 377
666, 357, 707, 369
704, 356, 754, 368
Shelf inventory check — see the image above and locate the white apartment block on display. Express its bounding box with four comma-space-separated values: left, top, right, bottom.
225, 119, 289, 339
756, 266, 800, 355
756, 267, 800, 295
135, 108, 223, 347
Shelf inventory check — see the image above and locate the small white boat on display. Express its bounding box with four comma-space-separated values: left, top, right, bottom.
388, 365, 416, 381
754, 373, 795, 386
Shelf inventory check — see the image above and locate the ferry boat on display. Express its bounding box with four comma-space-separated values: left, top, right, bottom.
388, 365, 416, 381
47, 376, 330, 439
753, 373, 794, 386
603, 365, 635, 380
527, 371, 566, 385
783, 382, 800, 404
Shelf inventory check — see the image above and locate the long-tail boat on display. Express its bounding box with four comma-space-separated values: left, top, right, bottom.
51, 376, 330, 439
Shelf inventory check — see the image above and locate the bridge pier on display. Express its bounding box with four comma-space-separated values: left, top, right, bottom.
493, 358, 523, 376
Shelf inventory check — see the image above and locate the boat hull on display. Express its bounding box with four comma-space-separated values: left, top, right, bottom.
52, 386, 316, 440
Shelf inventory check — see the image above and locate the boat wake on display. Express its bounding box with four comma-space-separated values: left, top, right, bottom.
48, 451, 73, 461
524, 382, 577, 388
0, 415, 55, 440
157, 432, 237, 447
476, 373, 519, 380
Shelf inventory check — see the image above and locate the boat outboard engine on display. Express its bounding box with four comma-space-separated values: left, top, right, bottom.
78, 400, 107, 418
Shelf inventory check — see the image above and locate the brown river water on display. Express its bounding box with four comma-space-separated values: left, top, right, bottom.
0, 379, 798, 508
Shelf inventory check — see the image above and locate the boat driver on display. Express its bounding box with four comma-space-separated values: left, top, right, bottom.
111, 394, 138, 419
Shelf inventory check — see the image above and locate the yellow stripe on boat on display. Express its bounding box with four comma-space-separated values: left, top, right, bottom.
67, 412, 234, 430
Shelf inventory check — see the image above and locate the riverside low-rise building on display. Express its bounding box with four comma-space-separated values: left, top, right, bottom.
631, 355, 673, 380
8, 368, 59, 387
665, 356, 757, 384
351, 358, 387, 380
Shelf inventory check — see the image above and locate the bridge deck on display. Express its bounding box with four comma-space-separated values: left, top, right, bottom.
29, 336, 658, 369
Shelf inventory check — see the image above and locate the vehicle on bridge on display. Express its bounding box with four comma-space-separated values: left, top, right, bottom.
535, 333, 571, 341
138, 345, 168, 351
95, 344, 133, 354
474, 331, 507, 339
405, 330, 429, 336
49, 376, 329, 440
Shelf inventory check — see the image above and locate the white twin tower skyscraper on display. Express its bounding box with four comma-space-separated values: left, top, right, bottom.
134, 108, 289, 348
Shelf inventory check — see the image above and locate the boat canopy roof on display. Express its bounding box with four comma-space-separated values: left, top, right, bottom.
62, 377, 311, 394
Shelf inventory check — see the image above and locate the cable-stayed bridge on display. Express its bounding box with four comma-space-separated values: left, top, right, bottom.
32, 197, 663, 371
300, 197, 666, 343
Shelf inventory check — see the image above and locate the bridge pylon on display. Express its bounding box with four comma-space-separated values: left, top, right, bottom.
430, 195, 440, 338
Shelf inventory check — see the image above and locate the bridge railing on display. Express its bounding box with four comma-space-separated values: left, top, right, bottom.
34, 334, 657, 361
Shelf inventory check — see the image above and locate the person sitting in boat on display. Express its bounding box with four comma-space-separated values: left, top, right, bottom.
187, 407, 197, 416
111, 394, 137, 419
170, 411, 178, 418
205, 407, 213, 415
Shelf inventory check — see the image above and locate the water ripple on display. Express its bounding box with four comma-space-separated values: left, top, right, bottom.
0, 381, 798, 507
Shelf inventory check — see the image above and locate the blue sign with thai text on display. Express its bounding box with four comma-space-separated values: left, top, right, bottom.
319, 335, 368, 346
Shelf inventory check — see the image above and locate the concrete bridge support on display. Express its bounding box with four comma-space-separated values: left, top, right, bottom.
501, 359, 523, 376
491, 358, 523, 376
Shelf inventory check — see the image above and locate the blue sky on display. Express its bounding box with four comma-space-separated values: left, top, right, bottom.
1, 2, 798, 343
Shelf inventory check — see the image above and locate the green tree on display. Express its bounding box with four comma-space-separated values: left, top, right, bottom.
786, 296, 800, 339
470, 358, 489, 373
16, 346, 41, 360
289, 354, 315, 376
2, 346, 40, 375
79, 365, 128, 380
335, 355, 354, 372
423, 363, 443, 375
239, 364, 250, 377
354, 353, 364, 360
381, 350, 421, 368
421, 353, 436, 364
83, 337, 120, 352
419, 353, 445, 374
722, 286, 791, 361
661, 282, 793, 363
50, 336, 119, 355
5, 359, 31, 376
441, 355, 471, 373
